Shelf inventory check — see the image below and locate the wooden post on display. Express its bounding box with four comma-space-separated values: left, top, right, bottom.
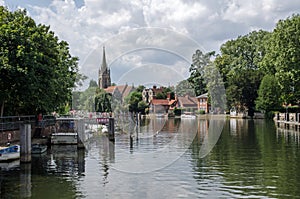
130, 134, 133, 149
77, 119, 85, 149
108, 117, 115, 142
20, 123, 31, 163
136, 112, 140, 141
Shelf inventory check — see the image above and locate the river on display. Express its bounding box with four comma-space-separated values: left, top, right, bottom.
0, 117, 300, 198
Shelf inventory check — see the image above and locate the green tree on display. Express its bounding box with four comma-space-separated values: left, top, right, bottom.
203, 63, 226, 112
0, 7, 78, 116
215, 30, 269, 115
137, 101, 148, 115
263, 14, 300, 105
89, 79, 98, 88
256, 74, 281, 112
188, 50, 215, 96
95, 88, 111, 113
175, 80, 195, 97
155, 92, 166, 99
125, 90, 148, 114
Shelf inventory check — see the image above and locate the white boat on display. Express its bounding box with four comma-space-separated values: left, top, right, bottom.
51, 118, 80, 145
31, 144, 48, 154
0, 145, 20, 161
181, 112, 196, 119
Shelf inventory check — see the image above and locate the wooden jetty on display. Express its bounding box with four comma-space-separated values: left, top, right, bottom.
274, 113, 300, 131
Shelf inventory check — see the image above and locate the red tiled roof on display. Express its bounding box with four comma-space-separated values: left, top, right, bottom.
104, 86, 117, 94
151, 99, 170, 106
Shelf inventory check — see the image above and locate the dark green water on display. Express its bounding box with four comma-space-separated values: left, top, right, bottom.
0, 118, 299, 198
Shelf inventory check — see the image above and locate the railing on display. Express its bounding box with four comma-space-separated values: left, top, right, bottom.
0, 115, 56, 131
0, 115, 35, 131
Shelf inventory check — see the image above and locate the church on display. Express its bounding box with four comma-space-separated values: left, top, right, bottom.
98, 46, 134, 100
98, 46, 111, 89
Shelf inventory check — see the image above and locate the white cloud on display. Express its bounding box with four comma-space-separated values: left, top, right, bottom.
3, 0, 300, 87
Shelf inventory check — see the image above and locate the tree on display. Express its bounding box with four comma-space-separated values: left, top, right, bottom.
126, 91, 142, 113
215, 30, 269, 115
188, 50, 215, 96
89, 79, 98, 88
263, 14, 300, 105
203, 63, 226, 112
0, 7, 78, 116
256, 75, 281, 112
175, 80, 195, 97
95, 88, 111, 113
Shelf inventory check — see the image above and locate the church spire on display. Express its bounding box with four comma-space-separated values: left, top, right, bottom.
98, 46, 111, 89
101, 46, 108, 71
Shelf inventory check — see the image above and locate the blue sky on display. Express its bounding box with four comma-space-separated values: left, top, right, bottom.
2, 0, 300, 89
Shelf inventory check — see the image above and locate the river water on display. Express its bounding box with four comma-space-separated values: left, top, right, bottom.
1, 117, 300, 198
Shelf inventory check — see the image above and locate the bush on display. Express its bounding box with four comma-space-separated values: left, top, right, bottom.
173, 108, 182, 116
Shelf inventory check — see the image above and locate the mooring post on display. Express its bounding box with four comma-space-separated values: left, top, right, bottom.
136, 113, 140, 141
20, 123, 31, 163
109, 117, 115, 142
77, 119, 85, 149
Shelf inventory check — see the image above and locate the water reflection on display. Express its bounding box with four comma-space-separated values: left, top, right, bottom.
1, 118, 300, 198
191, 118, 300, 198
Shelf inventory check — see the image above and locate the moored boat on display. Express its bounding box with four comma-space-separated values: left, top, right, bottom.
181, 112, 196, 119
51, 118, 81, 145
0, 145, 20, 162
31, 144, 48, 154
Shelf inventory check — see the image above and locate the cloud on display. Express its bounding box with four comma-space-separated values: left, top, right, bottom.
3, 0, 300, 88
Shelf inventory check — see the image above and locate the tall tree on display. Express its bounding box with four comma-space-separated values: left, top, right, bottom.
263, 14, 300, 106
256, 74, 281, 112
94, 88, 112, 113
0, 7, 78, 116
215, 30, 269, 115
188, 50, 215, 96
175, 80, 195, 97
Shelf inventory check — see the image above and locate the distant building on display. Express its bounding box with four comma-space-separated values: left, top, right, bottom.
149, 99, 177, 113
177, 95, 198, 112
196, 93, 210, 113
142, 86, 164, 103
104, 84, 135, 101
98, 46, 111, 89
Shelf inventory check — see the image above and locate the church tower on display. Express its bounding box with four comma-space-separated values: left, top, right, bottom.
98, 46, 111, 89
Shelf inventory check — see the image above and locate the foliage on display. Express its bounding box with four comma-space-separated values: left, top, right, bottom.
125, 91, 143, 113
95, 88, 112, 113
256, 75, 282, 112
175, 80, 195, 97
0, 7, 78, 116
215, 30, 268, 115
173, 107, 182, 116
137, 101, 148, 115
89, 79, 98, 88
136, 85, 145, 93
72, 86, 96, 111
188, 50, 215, 96
263, 14, 300, 105
155, 92, 166, 99
203, 63, 226, 111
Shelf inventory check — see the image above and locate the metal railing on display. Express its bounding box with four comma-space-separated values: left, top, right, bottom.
0, 115, 56, 131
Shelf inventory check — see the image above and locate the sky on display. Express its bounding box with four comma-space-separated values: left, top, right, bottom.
2, 0, 300, 89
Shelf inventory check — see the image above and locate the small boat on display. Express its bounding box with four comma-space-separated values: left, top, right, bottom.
181, 112, 196, 119
31, 144, 47, 154
51, 118, 80, 145
0, 145, 20, 162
